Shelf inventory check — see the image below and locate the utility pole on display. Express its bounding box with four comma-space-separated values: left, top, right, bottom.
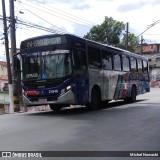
126, 22, 129, 50
141, 35, 143, 54
10, 0, 20, 112
2, 0, 14, 113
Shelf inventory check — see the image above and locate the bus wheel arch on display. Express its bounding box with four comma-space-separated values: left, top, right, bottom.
87, 85, 101, 110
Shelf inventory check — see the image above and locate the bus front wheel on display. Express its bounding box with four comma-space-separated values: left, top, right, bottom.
50, 105, 62, 112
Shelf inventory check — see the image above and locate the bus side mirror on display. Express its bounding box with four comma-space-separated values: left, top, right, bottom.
14, 57, 21, 72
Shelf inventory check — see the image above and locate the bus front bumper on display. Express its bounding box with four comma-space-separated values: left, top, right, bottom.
23, 90, 75, 106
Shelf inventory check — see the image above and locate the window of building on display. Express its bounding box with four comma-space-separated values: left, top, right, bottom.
102, 50, 113, 70
3, 83, 9, 91
88, 46, 101, 69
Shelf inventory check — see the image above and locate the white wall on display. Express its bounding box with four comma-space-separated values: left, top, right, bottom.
0, 92, 9, 104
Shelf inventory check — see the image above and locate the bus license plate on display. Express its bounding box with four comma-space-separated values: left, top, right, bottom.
38, 98, 47, 102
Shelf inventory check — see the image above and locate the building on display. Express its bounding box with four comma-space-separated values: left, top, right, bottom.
0, 61, 9, 114
136, 43, 160, 54
0, 61, 8, 91
136, 43, 160, 88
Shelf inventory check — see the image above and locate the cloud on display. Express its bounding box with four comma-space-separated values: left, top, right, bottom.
72, 3, 90, 10
117, 1, 148, 12
152, 0, 160, 5
72, 24, 90, 37
52, 0, 91, 10
71, 0, 90, 10
32, 0, 54, 4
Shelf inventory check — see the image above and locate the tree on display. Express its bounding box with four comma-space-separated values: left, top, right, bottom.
84, 16, 125, 45
84, 16, 138, 52
118, 33, 139, 52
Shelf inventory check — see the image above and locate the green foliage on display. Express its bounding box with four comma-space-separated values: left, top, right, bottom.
83, 16, 138, 52
118, 33, 139, 52
84, 16, 125, 45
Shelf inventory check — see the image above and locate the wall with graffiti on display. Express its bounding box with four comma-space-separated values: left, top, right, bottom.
150, 68, 160, 87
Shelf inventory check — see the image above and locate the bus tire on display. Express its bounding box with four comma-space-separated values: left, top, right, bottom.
130, 86, 137, 103
100, 100, 109, 108
50, 105, 62, 112
86, 87, 101, 110
124, 86, 137, 103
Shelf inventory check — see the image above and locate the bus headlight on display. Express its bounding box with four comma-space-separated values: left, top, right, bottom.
66, 85, 72, 91
60, 85, 72, 96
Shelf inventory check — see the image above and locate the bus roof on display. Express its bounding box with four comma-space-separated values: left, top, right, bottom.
21, 33, 148, 61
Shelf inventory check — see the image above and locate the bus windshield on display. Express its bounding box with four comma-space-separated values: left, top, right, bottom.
22, 50, 72, 80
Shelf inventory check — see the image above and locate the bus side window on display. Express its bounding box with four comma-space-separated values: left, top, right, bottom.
130, 57, 137, 72
88, 46, 101, 69
122, 55, 130, 72
113, 53, 121, 71
143, 60, 148, 73
102, 50, 113, 70
137, 59, 143, 73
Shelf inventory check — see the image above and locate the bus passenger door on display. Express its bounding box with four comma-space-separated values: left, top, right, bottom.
102, 50, 114, 100
72, 47, 89, 104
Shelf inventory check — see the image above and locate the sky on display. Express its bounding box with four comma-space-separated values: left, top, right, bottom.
1, 0, 160, 61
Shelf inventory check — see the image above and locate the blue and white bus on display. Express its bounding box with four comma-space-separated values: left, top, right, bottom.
15, 34, 150, 111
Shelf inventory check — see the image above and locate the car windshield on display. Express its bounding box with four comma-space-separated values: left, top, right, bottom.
22, 50, 72, 80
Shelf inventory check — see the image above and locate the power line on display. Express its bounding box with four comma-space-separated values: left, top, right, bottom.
16, 0, 93, 28
144, 34, 160, 35
15, 9, 70, 34
0, 15, 64, 34
22, 0, 96, 26
18, 25, 49, 35
17, 19, 60, 34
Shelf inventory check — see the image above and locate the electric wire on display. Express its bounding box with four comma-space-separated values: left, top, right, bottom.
16, 0, 93, 28
0, 15, 64, 34
22, 0, 96, 26
16, 9, 70, 34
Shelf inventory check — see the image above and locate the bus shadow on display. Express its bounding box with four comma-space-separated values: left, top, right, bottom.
102, 99, 147, 109
25, 99, 148, 116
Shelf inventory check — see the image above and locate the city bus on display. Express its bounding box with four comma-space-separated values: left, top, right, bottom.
14, 34, 150, 111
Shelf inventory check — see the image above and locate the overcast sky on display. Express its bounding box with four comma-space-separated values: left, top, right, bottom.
0, 0, 160, 61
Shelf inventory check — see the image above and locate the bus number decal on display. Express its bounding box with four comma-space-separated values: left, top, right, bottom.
49, 90, 58, 94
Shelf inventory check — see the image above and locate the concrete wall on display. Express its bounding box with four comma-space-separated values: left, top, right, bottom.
0, 91, 9, 104
150, 68, 160, 88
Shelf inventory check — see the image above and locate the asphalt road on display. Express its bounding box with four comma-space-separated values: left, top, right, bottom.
0, 88, 160, 160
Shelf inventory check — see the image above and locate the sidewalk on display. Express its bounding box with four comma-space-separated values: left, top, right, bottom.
0, 105, 51, 115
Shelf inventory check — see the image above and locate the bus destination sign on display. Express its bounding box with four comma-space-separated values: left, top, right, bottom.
22, 36, 65, 48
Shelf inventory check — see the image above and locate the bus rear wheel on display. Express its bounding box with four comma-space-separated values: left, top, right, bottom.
86, 88, 101, 110
124, 86, 137, 103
